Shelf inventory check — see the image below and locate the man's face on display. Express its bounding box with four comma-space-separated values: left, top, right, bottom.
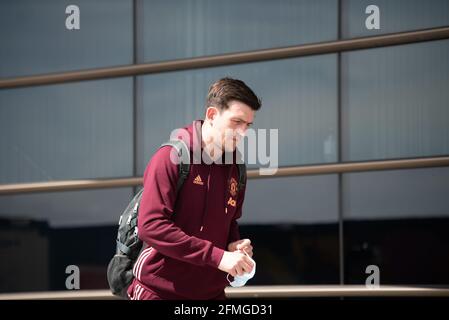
208, 100, 255, 152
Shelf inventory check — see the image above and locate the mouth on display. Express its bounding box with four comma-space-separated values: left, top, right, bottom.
224, 136, 239, 148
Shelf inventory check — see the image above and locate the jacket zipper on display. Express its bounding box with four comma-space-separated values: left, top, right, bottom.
199, 164, 212, 232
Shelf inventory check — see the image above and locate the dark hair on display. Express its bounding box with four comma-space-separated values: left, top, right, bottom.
206, 77, 262, 112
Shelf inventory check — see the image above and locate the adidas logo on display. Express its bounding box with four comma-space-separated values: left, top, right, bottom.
193, 174, 204, 185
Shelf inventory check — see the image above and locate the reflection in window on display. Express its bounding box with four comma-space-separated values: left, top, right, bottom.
139, 0, 337, 63
0, 78, 134, 183
342, 40, 449, 161
0, 0, 133, 78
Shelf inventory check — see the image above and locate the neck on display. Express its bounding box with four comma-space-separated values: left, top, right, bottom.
201, 120, 223, 162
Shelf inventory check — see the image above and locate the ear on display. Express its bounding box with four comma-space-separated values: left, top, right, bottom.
205, 107, 219, 122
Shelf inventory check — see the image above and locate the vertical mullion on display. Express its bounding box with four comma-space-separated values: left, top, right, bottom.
337, 0, 345, 287
132, 0, 138, 196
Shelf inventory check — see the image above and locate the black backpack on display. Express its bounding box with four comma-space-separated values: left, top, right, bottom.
106, 139, 246, 299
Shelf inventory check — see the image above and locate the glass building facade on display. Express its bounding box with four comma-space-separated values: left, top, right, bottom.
0, 0, 448, 292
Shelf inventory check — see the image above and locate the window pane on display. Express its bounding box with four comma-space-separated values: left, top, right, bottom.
0, 187, 134, 227
239, 175, 339, 285
0, 0, 133, 78
342, 40, 449, 161
343, 167, 449, 284
239, 223, 340, 285
344, 167, 449, 220
0, 187, 134, 292
342, 0, 449, 39
137, 55, 338, 172
243, 175, 339, 224
241, 175, 340, 285
139, 0, 337, 63
0, 78, 134, 183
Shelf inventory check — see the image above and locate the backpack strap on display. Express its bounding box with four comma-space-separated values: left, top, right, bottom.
116, 240, 132, 256
159, 139, 191, 194
236, 163, 247, 192
160, 139, 245, 194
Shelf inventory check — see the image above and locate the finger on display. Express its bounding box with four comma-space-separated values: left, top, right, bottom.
236, 239, 250, 250
230, 241, 241, 251
236, 239, 251, 250
235, 265, 244, 276
242, 256, 254, 270
243, 245, 253, 254
241, 260, 253, 273
243, 255, 254, 267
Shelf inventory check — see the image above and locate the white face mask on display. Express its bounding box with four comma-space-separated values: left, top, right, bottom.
226, 250, 256, 287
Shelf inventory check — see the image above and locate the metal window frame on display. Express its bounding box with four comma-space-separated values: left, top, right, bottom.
0, 26, 448, 89
0, 7, 449, 295
1, 156, 448, 195
1, 26, 449, 194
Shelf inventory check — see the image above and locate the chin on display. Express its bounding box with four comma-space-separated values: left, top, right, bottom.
224, 144, 237, 153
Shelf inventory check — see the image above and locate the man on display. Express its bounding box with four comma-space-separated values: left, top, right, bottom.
127, 77, 262, 300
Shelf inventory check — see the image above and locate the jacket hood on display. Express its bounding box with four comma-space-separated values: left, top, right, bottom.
174, 119, 243, 165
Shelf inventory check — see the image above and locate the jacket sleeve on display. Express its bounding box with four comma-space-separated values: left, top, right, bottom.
137, 146, 224, 268
227, 175, 247, 247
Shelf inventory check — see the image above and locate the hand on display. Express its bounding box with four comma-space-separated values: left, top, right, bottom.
227, 239, 253, 258
218, 251, 254, 277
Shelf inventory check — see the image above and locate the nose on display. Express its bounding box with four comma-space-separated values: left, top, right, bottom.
236, 127, 247, 137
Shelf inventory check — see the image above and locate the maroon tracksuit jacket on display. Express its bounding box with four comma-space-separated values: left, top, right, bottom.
127, 120, 246, 300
